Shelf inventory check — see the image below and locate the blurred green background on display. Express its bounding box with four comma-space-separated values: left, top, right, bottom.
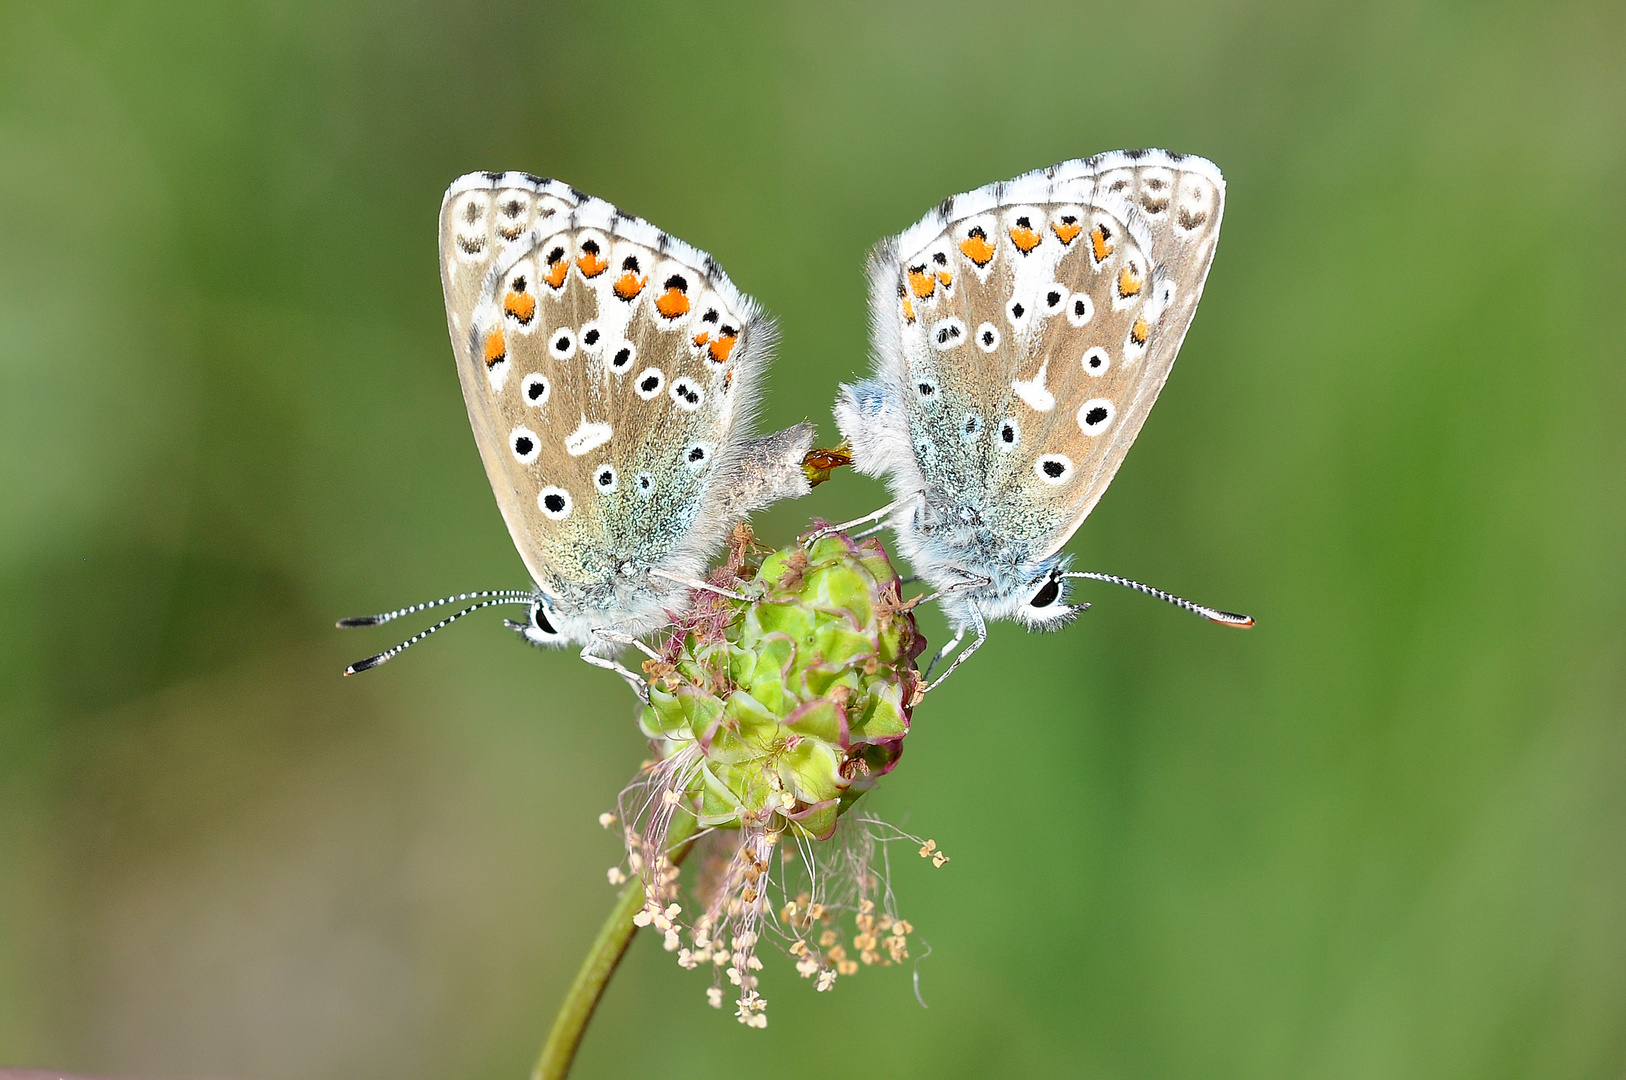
2, 1, 1623, 1077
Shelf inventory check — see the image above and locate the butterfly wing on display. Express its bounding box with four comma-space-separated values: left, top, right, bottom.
440, 173, 810, 633
838, 150, 1224, 564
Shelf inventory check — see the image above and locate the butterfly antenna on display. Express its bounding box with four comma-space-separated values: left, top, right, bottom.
342, 596, 534, 675
1062, 572, 1255, 628
336, 590, 534, 629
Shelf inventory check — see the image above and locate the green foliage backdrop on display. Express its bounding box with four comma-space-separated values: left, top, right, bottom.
2, 2, 1623, 1077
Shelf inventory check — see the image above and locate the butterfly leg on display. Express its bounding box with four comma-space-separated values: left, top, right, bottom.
803, 490, 922, 547
904, 571, 992, 612
649, 568, 750, 602
923, 612, 987, 694
923, 628, 965, 681
580, 650, 650, 703
591, 628, 662, 661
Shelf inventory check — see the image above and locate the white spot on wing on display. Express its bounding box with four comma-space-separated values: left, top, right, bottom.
1036, 454, 1074, 484
521, 372, 550, 405
929, 318, 966, 350
565, 417, 613, 456
1012, 357, 1054, 413
486, 358, 509, 393
538, 486, 572, 520
510, 426, 540, 464
1078, 397, 1115, 436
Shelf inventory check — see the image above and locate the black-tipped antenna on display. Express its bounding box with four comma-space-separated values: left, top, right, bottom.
337, 590, 534, 629
341, 596, 534, 675
1061, 572, 1255, 628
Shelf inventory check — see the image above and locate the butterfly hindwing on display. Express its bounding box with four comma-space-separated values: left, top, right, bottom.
439, 173, 791, 629
843, 151, 1224, 565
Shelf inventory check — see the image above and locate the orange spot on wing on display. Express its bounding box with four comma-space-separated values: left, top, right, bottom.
1009, 223, 1042, 253
707, 330, 738, 364
901, 296, 915, 323
938, 270, 952, 288
655, 287, 690, 319
907, 267, 937, 299
504, 291, 536, 324
1118, 266, 1143, 299
483, 329, 506, 368
1130, 315, 1149, 345
1090, 225, 1113, 263
959, 227, 995, 267
1053, 218, 1082, 244
576, 244, 607, 278
543, 256, 569, 289
612, 271, 647, 300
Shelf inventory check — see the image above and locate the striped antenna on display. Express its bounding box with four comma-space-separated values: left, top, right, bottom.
1061, 572, 1255, 628
340, 594, 535, 675
337, 590, 534, 628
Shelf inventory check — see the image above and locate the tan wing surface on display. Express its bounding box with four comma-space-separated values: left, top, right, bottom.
439, 173, 769, 602
878, 151, 1224, 560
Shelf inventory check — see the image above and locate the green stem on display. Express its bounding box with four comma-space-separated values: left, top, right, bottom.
532, 812, 700, 1080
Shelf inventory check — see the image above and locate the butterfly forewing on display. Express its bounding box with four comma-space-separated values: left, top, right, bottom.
439, 173, 766, 605
876, 152, 1224, 560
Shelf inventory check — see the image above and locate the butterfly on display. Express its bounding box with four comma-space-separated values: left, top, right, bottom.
341, 172, 816, 695
831, 150, 1253, 688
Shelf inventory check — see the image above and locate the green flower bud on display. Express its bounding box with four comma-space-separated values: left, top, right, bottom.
639, 530, 925, 841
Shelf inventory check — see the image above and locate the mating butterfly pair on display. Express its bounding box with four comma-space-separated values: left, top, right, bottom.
341, 150, 1252, 694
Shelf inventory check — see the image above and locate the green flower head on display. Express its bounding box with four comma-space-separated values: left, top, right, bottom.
609, 526, 947, 1026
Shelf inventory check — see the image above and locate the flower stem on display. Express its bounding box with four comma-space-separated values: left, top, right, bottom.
532, 812, 700, 1080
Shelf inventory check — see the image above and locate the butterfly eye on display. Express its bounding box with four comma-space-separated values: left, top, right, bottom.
1029, 577, 1062, 609
531, 602, 560, 636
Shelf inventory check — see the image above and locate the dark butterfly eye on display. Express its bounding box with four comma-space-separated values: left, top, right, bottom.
1030, 578, 1061, 608
532, 603, 557, 634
